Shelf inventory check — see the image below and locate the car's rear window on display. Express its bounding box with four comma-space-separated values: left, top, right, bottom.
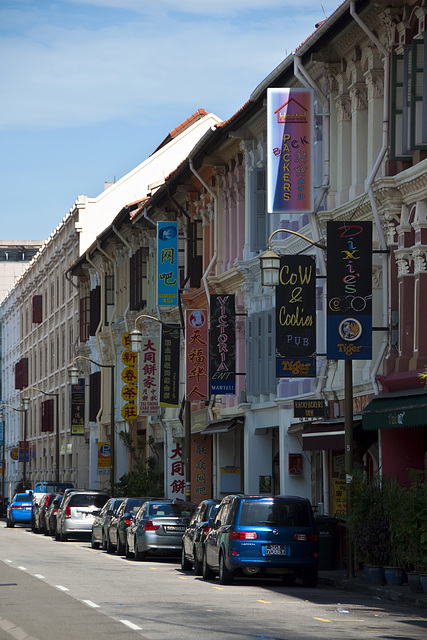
239, 500, 312, 527
69, 494, 109, 508
15, 494, 31, 502
148, 503, 193, 517
126, 499, 146, 513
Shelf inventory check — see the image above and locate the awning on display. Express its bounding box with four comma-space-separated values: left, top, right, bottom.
201, 417, 244, 435
301, 418, 361, 451
362, 389, 427, 430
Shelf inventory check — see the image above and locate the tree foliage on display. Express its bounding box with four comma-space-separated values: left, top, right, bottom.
115, 431, 164, 498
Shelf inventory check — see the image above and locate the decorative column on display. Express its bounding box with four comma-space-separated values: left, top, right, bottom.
349, 82, 368, 199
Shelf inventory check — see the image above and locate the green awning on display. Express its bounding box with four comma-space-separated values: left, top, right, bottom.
362, 390, 427, 430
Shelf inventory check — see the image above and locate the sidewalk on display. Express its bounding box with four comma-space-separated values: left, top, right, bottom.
318, 568, 427, 610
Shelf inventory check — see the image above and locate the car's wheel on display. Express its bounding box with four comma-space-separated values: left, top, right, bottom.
60, 531, 68, 542
6, 519, 14, 528
302, 569, 318, 588
219, 554, 233, 585
91, 533, 100, 549
181, 545, 192, 572
44, 526, 50, 536
134, 539, 147, 561
193, 548, 203, 576
55, 529, 60, 540
106, 534, 115, 554
101, 532, 107, 550
281, 574, 296, 586
202, 552, 215, 581
116, 535, 125, 556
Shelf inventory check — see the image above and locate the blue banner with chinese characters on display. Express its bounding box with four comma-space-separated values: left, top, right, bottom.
157, 221, 178, 306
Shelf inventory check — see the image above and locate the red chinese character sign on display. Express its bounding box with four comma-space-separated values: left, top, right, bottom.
167, 440, 185, 501
191, 434, 212, 501
121, 332, 138, 422
185, 310, 209, 402
137, 336, 160, 415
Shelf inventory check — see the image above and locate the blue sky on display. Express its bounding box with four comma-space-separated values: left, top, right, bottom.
0, 0, 341, 241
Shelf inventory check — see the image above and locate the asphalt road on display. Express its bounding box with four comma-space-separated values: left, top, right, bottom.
1, 522, 427, 640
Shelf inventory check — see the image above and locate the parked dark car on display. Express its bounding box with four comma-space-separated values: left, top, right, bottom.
33, 493, 60, 534
56, 491, 109, 541
127, 500, 196, 561
45, 494, 63, 537
202, 495, 319, 586
181, 499, 220, 574
91, 497, 124, 549
106, 497, 149, 555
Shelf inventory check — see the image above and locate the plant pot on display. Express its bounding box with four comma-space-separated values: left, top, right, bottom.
364, 565, 385, 584
384, 567, 406, 586
420, 574, 427, 594
407, 572, 422, 593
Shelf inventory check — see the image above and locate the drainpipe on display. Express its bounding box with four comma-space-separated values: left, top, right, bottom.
85, 252, 106, 430
350, 0, 389, 394
294, 52, 329, 397
112, 225, 132, 332
188, 158, 217, 303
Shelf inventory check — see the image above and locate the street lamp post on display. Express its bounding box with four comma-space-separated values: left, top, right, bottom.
0, 408, 6, 502
68, 356, 115, 496
260, 227, 355, 578
0, 399, 30, 490
21, 387, 60, 483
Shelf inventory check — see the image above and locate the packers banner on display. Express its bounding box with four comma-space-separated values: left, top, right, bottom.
276, 255, 316, 377
327, 221, 372, 360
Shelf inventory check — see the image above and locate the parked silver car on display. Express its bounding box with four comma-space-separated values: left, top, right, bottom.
91, 497, 124, 549
56, 491, 109, 541
126, 500, 196, 561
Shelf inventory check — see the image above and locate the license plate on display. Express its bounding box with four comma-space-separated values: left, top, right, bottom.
265, 544, 289, 556
164, 526, 185, 532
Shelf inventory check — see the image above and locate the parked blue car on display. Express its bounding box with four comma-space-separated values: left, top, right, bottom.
6, 491, 34, 527
203, 494, 319, 586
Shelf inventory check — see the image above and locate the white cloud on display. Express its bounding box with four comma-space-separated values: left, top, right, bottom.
0, 1, 342, 131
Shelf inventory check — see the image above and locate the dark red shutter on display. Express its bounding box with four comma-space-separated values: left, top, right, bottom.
32, 295, 43, 323
41, 399, 54, 432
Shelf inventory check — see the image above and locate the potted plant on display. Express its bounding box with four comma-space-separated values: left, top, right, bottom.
348, 473, 389, 584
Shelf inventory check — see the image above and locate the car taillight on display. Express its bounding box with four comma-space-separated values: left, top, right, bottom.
13, 505, 23, 509
144, 521, 160, 531
203, 526, 211, 536
293, 533, 318, 542
229, 531, 258, 540
124, 518, 132, 525
65, 506, 71, 518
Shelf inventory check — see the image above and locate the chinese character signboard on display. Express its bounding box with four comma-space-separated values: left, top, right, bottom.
160, 325, 181, 407
167, 440, 185, 500
121, 332, 138, 422
191, 435, 212, 501
276, 255, 316, 377
70, 378, 85, 436
157, 221, 178, 306
267, 88, 314, 214
210, 294, 236, 395
327, 221, 372, 360
137, 336, 160, 415
186, 309, 209, 402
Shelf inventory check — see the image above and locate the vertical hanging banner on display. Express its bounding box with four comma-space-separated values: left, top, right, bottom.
157, 221, 178, 306
70, 378, 85, 436
210, 294, 236, 395
267, 88, 314, 214
120, 332, 138, 422
327, 221, 372, 360
276, 255, 316, 377
186, 309, 209, 402
167, 440, 185, 500
160, 325, 181, 407
137, 336, 160, 415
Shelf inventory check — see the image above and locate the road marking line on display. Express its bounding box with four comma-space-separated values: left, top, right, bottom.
120, 620, 142, 630
83, 600, 100, 608
213, 586, 225, 590
4, 560, 12, 564
56, 585, 69, 591
314, 617, 331, 622
178, 576, 188, 580
34, 574, 45, 579
17, 566, 27, 571
257, 600, 271, 604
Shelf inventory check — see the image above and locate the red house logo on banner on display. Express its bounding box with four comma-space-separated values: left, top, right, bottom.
186, 309, 209, 401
